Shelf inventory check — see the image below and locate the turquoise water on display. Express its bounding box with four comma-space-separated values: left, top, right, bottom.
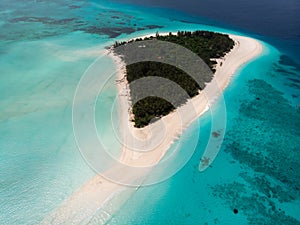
108, 44, 300, 224
0, 1, 299, 224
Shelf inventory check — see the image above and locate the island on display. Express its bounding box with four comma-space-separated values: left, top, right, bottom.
42, 31, 262, 224
113, 31, 235, 127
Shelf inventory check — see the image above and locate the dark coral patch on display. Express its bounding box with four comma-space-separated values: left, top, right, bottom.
212, 131, 221, 138
145, 25, 164, 29
80, 26, 136, 38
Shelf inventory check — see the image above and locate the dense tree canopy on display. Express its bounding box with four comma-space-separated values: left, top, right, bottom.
113, 30, 235, 127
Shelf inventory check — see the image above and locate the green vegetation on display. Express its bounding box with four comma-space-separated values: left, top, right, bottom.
127, 62, 200, 127
113, 30, 235, 128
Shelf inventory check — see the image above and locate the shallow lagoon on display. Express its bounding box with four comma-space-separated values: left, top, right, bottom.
0, 1, 299, 224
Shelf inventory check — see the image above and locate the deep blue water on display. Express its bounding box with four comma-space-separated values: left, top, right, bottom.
0, 0, 299, 224
113, 0, 300, 63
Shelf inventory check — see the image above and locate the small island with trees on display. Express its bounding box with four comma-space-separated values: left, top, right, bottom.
113, 31, 235, 128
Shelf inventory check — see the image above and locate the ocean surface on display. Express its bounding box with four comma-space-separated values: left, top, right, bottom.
0, 0, 299, 224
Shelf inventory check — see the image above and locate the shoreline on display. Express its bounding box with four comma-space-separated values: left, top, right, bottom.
114, 33, 263, 169
42, 33, 263, 224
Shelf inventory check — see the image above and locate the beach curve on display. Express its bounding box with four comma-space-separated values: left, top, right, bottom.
41, 33, 263, 224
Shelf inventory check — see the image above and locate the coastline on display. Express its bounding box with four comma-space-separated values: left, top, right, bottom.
42, 33, 263, 224
114, 33, 263, 168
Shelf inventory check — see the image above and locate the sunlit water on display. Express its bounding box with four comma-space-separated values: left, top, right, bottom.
0, 0, 299, 224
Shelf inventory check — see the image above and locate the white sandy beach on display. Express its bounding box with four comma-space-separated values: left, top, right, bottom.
42, 33, 263, 224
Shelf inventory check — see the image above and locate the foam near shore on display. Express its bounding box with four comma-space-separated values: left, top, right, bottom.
42, 33, 263, 224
